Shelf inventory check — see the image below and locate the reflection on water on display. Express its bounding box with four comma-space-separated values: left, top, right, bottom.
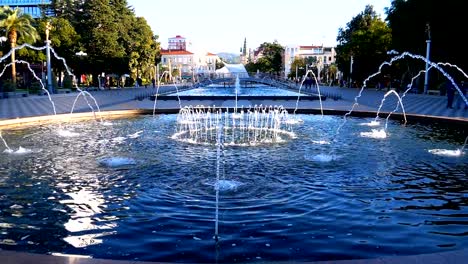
0, 115, 466, 263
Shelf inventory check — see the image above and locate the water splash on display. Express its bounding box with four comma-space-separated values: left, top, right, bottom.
360, 129, 387, 139
360, 120, 380, 127
234, 75, 240, 113
57, 129, 80, 137
98, 157, 136, 168
333, 52, 468, 145
0, 131, 12, 152
0, 60, 57, 116
305, 153, 336, 162
215, 180, 242, 192
373, 90, 407, 130
428, 149, 463, 157
172, 105, 297, 146
0, 43, 103, 121
294, 70, 324, 117
214, 122, 225, 241
153, 70, 169, 116
382, 61, 468, 130
152, 71, 183, 116
429, 136, 468, 157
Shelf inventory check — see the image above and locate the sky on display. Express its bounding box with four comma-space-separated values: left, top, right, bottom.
128, 0, 391, 55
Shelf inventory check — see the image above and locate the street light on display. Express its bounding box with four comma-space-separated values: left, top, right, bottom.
349, 55, 353, 88
45, 21, 53, 94
423, 23, 431, 94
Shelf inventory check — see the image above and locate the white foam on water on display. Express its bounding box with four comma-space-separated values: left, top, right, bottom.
360, 121, 380, 127
306, 154, 336, 163
57, 129, 80, 137
312, 140, 330, 145
428, 149, 463, 157
101, 121, 113, 126
98, 157, 136, 168
3, 147, 33, 155
215, 180, 242, 192
360, 129, 387, 139
284, 118, 303, 125
111, 137, 126, 143
128, 131, 143, 139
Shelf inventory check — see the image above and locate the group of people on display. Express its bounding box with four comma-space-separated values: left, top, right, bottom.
446, 80, 468, 109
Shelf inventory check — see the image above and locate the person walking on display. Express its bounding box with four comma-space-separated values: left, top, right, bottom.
446, 81, 455, 109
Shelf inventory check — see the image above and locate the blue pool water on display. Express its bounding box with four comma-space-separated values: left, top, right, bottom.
0, 114, 467, 262
170, 86, 305, 97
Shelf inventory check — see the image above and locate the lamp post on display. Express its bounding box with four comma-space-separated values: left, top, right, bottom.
45, 22, 53, 94
349, 55, 353, 88
423, 23, 431, 94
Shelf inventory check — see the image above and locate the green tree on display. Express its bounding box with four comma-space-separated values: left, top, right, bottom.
126, 17, 159, 80
35, 18, 81, 78
386, 0, 466, 87
50, 0, 79, 21
288, 57, 306, 79
247, 41, 284, 74
76, 0, 126, 83
335, 5, 391, 86
0, 6, 40, 86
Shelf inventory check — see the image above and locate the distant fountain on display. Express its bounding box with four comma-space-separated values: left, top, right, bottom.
234, 75, 240, 113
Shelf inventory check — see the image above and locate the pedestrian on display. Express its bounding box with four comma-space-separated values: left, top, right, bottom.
455, 81, 467, 109
445, 81, 455, 109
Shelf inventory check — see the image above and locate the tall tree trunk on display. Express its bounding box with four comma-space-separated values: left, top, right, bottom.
9, 30, 17, 88
10, 45, 16, 86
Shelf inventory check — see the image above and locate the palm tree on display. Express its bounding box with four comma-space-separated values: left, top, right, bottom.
0, 6, 39, 86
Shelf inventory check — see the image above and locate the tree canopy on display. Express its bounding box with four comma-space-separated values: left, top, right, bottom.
335, 5, 391, 86
0, 0, 161, 87
245, 41, 284, 74
386, 0, 466, 82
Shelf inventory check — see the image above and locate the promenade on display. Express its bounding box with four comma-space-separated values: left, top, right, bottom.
0, 85, 467, 121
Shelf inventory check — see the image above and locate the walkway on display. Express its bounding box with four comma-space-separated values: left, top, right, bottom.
0, 86, 467, 120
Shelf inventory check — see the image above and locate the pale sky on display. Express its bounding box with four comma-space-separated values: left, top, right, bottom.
128, 0, 391, 54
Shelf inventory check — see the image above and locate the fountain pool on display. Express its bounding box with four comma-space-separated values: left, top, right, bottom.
0, 113, 467, 263
172, 85, 304, 97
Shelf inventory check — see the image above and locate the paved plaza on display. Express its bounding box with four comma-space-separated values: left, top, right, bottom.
0, 86, 467, 121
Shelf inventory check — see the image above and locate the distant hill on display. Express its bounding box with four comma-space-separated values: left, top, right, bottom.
217, 52, 241, 64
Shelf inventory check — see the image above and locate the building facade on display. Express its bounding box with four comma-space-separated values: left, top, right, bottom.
284, 45, 337, 81
194, 52, 218, 75
159, 35, 194, 81
0, 0, 52, 18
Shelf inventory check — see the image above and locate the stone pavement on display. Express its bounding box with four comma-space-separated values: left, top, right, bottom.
0, 86, 467, 120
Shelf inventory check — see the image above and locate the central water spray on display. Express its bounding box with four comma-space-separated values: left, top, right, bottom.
171, 105, 297, 146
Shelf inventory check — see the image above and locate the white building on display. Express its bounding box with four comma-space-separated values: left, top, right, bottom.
160, 49, 194, 80
284, 45, 337, 79
159, 35, 194, 80
194, 52, 219, 75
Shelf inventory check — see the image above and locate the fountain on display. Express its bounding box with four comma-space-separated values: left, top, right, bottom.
0, 48, 467, 263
